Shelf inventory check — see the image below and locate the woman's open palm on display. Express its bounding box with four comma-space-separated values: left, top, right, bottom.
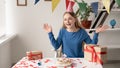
95, 25, 109, 33
43, 24, 52, 33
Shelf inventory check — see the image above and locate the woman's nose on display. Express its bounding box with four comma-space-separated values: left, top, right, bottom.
66, 20, 69, 23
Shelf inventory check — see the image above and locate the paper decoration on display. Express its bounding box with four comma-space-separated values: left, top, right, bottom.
116, 0, 120, 7
101, 0, 110, 13
77, 1, 87, 16
52, 0, 60, 12
91, 2, 98, 17
66, 1, 75, 12
34, 0, 40, 5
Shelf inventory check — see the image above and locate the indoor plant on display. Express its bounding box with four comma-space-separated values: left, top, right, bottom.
75, 0, 93, 29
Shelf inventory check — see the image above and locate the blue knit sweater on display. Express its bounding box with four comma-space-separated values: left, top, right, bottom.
48, 28, 99, 58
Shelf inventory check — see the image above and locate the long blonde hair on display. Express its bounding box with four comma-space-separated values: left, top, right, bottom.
62, 12, 82, 29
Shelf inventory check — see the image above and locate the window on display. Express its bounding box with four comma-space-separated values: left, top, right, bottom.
0, 0, 5, 37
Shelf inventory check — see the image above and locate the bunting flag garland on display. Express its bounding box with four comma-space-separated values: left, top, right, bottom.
77, 1, 87, 16
116, 0, 120, 7
34, 0, 40, 5
52, 0, 60, 12
91, 2, 98, 17
101, 0, 110, 13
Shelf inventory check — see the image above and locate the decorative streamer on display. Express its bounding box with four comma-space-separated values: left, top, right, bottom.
52, 0, 60, 12
101, 0, 110, 13
34, 0, 40, 5
91, 2, 98, 17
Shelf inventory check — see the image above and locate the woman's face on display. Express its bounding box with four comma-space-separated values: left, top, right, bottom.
63, 13, 76, 29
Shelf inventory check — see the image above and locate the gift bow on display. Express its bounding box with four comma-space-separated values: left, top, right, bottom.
84, 46, 107, 65
27, 51, 43, 60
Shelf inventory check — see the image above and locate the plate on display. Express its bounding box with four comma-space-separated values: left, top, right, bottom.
55, 62, 72, 67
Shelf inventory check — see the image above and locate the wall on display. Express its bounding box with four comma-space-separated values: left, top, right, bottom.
98, 11, 120, 60
5, 0, 120, 64
0, 42, 11, 68
0, 0, 5, 37
6, 0, 66, 64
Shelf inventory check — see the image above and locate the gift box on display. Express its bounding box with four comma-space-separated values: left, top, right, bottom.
84, 44, 107, 65
26, 51, 43, 60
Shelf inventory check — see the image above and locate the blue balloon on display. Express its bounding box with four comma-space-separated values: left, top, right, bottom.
110, 19, 116, 28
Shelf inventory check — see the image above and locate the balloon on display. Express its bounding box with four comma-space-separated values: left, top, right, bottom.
110, 19, 116, 28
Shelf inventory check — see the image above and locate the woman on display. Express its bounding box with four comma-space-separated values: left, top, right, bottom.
43, 12, 108, 58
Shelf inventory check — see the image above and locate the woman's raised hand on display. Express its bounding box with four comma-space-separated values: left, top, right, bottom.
43, 23, 52, 33
95, 25, 109, 33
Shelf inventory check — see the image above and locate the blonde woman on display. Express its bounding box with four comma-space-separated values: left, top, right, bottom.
43, 12, 108, 58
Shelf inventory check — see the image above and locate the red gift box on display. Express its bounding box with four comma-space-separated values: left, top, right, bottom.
84, 44, 107, 65
26, 51, 43, 60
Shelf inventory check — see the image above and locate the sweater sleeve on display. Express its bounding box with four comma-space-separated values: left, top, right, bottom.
48, 29, 63, 50
84, 31, 99, 44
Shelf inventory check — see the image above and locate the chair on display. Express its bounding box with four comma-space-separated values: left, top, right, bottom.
53, 46, 62, 58
54, 42, 85, 58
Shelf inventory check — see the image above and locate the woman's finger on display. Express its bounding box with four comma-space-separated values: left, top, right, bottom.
100, 25, 109, 32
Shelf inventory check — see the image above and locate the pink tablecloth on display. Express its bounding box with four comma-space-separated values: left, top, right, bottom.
12, 57, 103, 68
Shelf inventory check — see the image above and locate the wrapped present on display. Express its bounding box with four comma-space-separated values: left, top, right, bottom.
26, 51, 43, 60
84, 44, 107, 65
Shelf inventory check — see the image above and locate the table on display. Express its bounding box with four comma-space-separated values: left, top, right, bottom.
12, 57, 103, 68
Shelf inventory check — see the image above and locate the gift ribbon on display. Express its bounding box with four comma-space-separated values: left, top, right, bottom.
84, 46, 107, 65
27, 51, 43, 60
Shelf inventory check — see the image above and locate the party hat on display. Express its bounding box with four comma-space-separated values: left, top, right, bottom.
66, 1, 75, 12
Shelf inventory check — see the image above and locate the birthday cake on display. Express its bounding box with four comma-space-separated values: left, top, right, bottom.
56, 58, 72, 66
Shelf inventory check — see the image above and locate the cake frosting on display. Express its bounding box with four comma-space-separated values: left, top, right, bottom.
56, 58, 72, 66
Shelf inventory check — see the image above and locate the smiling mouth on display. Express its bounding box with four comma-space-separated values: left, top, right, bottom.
66, 23, 71, 26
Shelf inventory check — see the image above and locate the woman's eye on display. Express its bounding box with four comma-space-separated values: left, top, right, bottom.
64, 19, 67, 21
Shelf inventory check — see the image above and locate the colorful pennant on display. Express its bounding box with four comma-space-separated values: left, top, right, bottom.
34, 0, 40, 5
101, 0, 110, 13
77, 1, 87, 16
91, 2, 98, 17
52, 0, 60, 12
116, 0, 120, 7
